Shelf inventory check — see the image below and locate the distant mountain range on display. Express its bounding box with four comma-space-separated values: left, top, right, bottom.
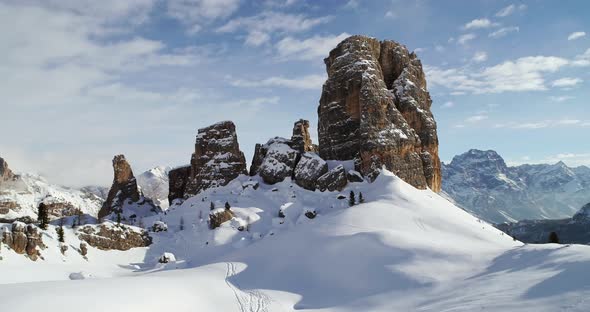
442, 149, 590, 224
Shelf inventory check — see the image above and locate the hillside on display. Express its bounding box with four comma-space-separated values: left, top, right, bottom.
2, 171, 590, 311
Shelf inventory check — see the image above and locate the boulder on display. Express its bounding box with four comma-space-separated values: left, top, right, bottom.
317, 165, 348, 192
184, 121, 248, 197
257, 138, 300, 184
347, 170, 364, 183
79, 242, 88, 256
151, 221, 168, 232
159, 252, 176, 263
209, 209, 234, 229
77, 223, 152, 251
317, 35, 441, 192
294, 153, 329, 190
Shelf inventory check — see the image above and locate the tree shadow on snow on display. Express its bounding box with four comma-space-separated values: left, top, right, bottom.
224, 231, 433, 310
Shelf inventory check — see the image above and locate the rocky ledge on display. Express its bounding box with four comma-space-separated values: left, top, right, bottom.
77, 223, 152, 251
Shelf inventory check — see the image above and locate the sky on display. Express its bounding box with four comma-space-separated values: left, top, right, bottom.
0, 0, 589, 187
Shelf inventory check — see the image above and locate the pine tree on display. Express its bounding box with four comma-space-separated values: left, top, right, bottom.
349, 191, 356, 207
359, 192, 365, 204
76, 209, 84, 226
210, 202, 215, 211
116, 210, 122, 225
548, 231, 560, 244
246, 216, 251, 232
37, 203, 49, 230
225, 201, 231, 210
57, 218, 65, 243
180, 216, 185, 231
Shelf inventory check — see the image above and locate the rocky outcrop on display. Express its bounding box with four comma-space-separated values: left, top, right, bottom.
184, 121, 248, 197
98, 155, 141, 219
294, 153, 328, 190
291, 119, 314, 153
77, 223, 152, 251
209, 209, 234, 229
1, 222, 44, 260
318, 35, 441, 192
98, 155, 158, 220
253, 137, 300, 185
168, 165, 191, 205
317, 165, 348, 192
0, 157, 17, 186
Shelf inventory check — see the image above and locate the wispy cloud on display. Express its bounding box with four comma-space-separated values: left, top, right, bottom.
568, 31, 586, 41
472, 51, 488, 63
495, 4, 527, 17
552, 77, 583, 88
458, 33, 477, 45
550, 96, 575, 102
275, 33, 350, 61
463, 18, 498, 30
167, 0, 241, 34
231, 74, 325, 90
495, 119, 588, 130
489, 26, 519, 38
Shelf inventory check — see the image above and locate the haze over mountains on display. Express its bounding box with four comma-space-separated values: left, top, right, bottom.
442, 149, 590, 224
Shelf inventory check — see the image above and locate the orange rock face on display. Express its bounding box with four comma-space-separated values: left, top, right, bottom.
318, 35, 441, 192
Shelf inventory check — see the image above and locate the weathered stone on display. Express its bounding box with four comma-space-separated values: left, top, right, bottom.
151, 221, 168, 232
98, 155, 141, 219
77, 223, 152, 251
168, 165, 191, 205
317, 165, 348, 192
80, 242, 88, 256
290, 119, 314, 153
184, 121, 248, 197
347, 170, 364, 183
294, 153, 328, 190
255, 138, 300, 185
318, 35, 441, 192
209, 209, 234, 229
0, 157, 17, 186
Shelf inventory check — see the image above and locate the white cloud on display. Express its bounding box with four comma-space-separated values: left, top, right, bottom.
472, 51, 488, 63
567, 31, 586, 41
217, 12, 332, 46
435, 45, 445, 52
231, 74, 325, 90
385, 11, 397, 19
549, 96, 575, 102
466, 114, 488, 123
572, 48, 590, 67
458, 33, 477, 45
275, 33, 351, 61
496, 4, 526, 17
167, 0, 241, 34
426, 56, 571, 94
551, 77, 582, 88
495, 119, 588, 130
344, 0, 359, 9
442, 101, 454, 108
489, 26, 519, 38
463, 18, 498, 30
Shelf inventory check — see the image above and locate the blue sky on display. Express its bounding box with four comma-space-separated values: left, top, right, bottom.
0, 0, 589, 186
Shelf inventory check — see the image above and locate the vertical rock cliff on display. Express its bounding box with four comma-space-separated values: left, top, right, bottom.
318, 35, 441, 192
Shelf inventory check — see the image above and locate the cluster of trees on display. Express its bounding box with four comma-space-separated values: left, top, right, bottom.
348, 191, 365, 207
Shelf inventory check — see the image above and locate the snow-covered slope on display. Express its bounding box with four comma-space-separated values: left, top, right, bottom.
443, 149, 590, 223
137, 166, 171, 210
0, 173, 103, 222
3, 170, 590, 311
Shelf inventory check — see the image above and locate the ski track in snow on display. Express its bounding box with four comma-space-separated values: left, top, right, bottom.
225, 262, 271, 312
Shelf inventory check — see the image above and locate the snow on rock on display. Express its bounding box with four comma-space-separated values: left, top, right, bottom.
137, 166, 171, 210
151, 221, 168, 232
294, 152, 329, 190
158, 252, 176, 263
77, 222, 152, 251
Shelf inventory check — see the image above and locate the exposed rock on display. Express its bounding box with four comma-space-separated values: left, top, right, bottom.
254, 138, 300, 185
184, 121, 248, 197
2, 222, 44, 260
168, 165, 191, 205
60, 243, 68, 255
209, 209, 234, 229
304, 210, 317, 219
294, 153, 328, 190
0, 200, 20, 215
99, 155, 141, 219
291, 119, 314, 153
318, 35, 441, 192
317, 165, 348, 192
80, 242, 88, 256
347, 170, 364, 183
151, 221, 168, 232
0, 157, 17, 186
159, 252, 176, 263
77, 223, 152, 251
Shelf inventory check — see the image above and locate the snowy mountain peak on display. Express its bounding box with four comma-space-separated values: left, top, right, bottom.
448, 149, 508, 172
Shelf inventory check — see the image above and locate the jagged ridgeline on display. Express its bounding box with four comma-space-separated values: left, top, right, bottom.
168, 35, 441, 203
